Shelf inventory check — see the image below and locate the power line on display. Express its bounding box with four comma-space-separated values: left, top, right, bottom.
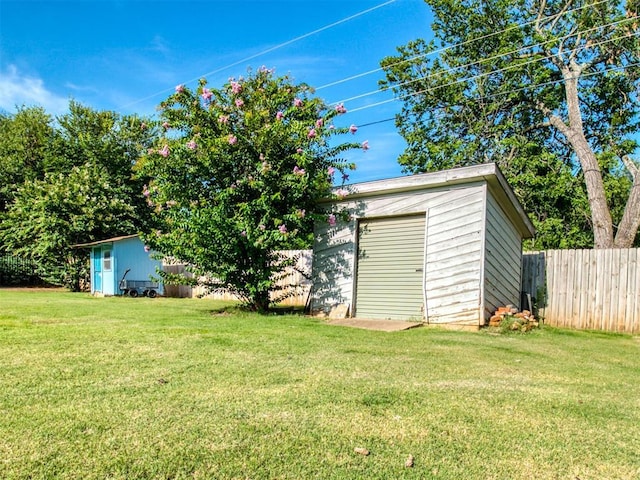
316, 0, 614, 92
346, 32, 639, 114
352, 61, 640, 127
119, 0, 398, 110
331, 17, 636, 107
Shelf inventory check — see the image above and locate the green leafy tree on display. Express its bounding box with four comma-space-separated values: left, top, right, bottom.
138, 68, 361, 311
0, 165, 140, 290
0, 102, 157, 288
48, 101, 157, 231
0, 106, 53, 216
381, 0, 639, 248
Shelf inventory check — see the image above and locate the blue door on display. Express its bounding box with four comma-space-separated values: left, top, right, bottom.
93, 247, 102, 293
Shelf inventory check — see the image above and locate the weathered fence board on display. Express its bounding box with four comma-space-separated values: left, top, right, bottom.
163, 250, 312, 307
522, 249, 640, 334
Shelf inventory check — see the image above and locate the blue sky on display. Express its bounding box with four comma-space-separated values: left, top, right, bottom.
0, 0, 435, 184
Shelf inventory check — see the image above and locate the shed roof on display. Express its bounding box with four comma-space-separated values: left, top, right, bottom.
332, 163, 535, 239
72, 234, 139, 248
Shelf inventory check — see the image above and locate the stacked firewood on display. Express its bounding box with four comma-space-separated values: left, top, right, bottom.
489, 305, 539, 331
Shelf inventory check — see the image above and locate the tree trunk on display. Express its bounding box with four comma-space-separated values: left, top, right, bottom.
252, 289, 271, 313
550, 64, 615, 248
614, 156, 640, 248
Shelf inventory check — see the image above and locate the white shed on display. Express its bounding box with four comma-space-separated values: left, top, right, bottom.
311, 163, 535, 328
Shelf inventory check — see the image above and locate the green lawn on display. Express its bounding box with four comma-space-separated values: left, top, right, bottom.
1, 289, 639, 480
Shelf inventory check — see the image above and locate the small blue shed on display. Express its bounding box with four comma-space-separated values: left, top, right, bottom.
77, 235, 163, 297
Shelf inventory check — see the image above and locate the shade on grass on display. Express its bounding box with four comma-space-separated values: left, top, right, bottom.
1, 289, 639, 479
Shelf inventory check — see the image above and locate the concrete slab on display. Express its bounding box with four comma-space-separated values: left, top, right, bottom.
326, 318, 423, 332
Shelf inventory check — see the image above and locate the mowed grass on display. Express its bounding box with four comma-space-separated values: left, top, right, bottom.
1, 290, 639, 480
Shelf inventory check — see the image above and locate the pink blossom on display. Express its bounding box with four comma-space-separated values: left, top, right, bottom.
162, 121, 170, 130
296, 148, 303, 154
235, 98, 244, 108
276, 111, 284, 120
142, 185, 150, 197
279, 224, 288, 234
218, 114, 229, 124
144, 245, 150, 252
147, 148, 154, 155
230, 81, 242, 94
297, 209, 306, 218
349, 124, 358, 134
293, 98, 303, 107
186, 140, 197, 150
307, 128, 316, 139
335, 103, 347, 114
335, 188, 348, 199
141, 122, 147, 130
328, 214, 337, 227
159, 145, 170, 157
241, 230, 247, 237
259, 224, 266, 231
362, 140, 370, 151
293, 166, 305, 175
327, 167, 336, 176
316, 118, 324, 128
201, 88, 213, 101
228, 135, 238, 145
175, 84, 185, 93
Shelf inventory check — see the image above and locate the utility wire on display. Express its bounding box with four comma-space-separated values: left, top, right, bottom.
345, 32, 639, 114
331, 17, 636, 107
316, 0, 614, 91
352, 61, 640, 127
119, 0, 398, 110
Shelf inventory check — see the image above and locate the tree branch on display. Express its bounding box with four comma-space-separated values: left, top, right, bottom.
614, 155, 640, 247
622, 154, 639, 180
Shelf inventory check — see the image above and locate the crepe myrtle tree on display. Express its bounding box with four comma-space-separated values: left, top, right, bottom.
138, 67, 367, 312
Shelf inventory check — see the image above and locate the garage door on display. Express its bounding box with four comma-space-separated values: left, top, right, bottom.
355, 214, 426, 320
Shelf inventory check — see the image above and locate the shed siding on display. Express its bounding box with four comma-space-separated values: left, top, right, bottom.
483, 192, 523, 319
311, 224, 356, 310
87, 236, 163, 296
115, 237, 164, 296
424, 189, 484, 325
102, 245, 116, 295
312, 183, 486, 321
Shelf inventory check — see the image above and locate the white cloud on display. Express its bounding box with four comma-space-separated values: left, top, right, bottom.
0, 65, 69, 115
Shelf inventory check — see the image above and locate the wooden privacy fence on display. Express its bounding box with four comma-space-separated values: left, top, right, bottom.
163, 250, 312, 307
522, 249, 640, 334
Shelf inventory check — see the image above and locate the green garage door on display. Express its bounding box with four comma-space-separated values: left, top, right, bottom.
355, 214, 426, 320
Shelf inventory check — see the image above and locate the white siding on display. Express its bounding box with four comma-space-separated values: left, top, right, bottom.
424, 189, 484, 325
311, 183, 486, 324
483, 192, 523, 320
311, 222, 357, 311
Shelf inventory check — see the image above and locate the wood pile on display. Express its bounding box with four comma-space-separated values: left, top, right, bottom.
489, 305, 539, 332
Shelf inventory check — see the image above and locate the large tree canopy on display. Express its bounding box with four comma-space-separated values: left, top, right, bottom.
381, 0, 639, 248
0, 102, 156, 289
0, 106, 53, 214
138, 68, 361, 311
